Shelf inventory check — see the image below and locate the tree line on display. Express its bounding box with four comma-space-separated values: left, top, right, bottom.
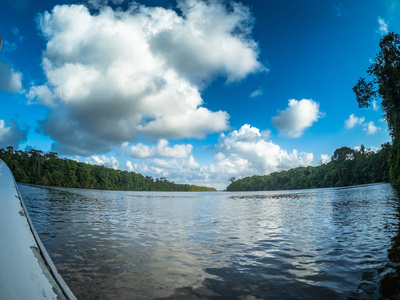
227, 144, 391, 191
0, 147, 216, 192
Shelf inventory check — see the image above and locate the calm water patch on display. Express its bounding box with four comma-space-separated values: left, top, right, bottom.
18, 183, 400, 299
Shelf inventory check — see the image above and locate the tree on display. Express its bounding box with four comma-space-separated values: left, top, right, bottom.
228, 177, 236, 184
331, 147, 355, 163
353, 32, 400, 189
353, 32, 400, 138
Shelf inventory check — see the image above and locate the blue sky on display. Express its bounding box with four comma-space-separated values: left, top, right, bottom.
0, 0, 397, 189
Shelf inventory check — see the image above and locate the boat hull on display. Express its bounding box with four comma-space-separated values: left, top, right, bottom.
0, 159, 76, 300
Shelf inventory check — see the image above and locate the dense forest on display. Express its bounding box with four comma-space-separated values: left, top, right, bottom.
0, 147, 216, 192
227, 144, 391, 191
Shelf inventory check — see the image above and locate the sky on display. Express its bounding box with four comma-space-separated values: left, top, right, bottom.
0, 0, 398, 190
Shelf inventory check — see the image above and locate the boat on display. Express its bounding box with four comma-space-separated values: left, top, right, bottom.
0, 159, 77, 299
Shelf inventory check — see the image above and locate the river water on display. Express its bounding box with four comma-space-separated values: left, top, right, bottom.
18, 183, 400, 299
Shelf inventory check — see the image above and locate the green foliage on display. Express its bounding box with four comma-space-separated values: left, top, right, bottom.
353, 32, 400, 190
390, 140, 400, 189
227, 144, 391, 191
0, 148, 216, 192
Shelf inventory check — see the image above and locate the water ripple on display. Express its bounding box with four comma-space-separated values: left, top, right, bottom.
19, 183, 400, 299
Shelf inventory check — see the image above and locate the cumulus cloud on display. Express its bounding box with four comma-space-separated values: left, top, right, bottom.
86, 155, 119, 169
0, 119, 27, 148
364, 121, 379, 135
271, 99, 323, 138
126, 160, 135, 172
319, 154, 330, 165
27, 85, 55, 106
345, 114, 382, 135
124, 139, 193, 158
378, 17, 389, 35
211, 124, 314, 178
29, 1, 264, 155
122, 139, 204, 186
150, 0, 265, 84
0, 61, 22, 93
121, 124, 314, 190
126, 154, 202, 184
345, 114, 365, 129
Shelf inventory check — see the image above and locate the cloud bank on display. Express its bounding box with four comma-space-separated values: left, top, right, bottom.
213, 124, 314, 177
29, 1, 264, 155
124, 124, 314, 189
272, 99, 323, 138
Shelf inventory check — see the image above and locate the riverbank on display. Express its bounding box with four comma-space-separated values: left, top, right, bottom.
227, 144, 391, 191
0, 148, 216, 192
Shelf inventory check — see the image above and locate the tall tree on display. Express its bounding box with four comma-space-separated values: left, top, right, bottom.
353, 32, 400, 189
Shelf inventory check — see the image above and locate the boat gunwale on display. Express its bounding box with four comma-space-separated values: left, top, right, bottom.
2, 159, 77, 300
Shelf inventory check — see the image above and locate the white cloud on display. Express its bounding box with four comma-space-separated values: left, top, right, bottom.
121, 124, 314, 190
364, 121, 379, 135
0, 61, 22, 93
345, 114, 365, 129
124, 139, 193, 159
211, 124, 314, 178
151, 0, 265, 84
86, 155, 119, 169
319, 154, 330, 165
125, 160, 135, 172
271, 99, 323, 138
0, 119, 27, 148
378, 17, 389, 35
27, 85, 55, 106
372, 100, 379, 111
250, 87, 263, 98
184, 155, 200, 169
345, 114, 382, 135
126, 155, 202, 183
354, 145, 380, 153
29, 1, 264, 155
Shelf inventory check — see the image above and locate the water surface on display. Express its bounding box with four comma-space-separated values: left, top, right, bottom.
19, 183, 400, 299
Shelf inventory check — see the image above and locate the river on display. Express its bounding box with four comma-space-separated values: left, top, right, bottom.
18, 183, 400, 299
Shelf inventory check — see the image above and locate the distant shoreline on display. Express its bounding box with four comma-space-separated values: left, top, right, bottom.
0, 148, 216, 192
227, 145, 391, 192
